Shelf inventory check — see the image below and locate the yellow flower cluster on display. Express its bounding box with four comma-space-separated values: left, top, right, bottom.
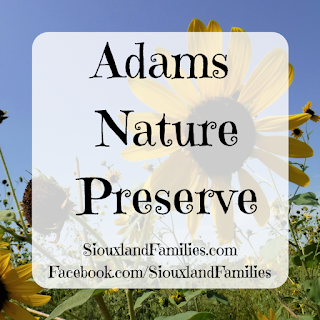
0, 242, 50, 319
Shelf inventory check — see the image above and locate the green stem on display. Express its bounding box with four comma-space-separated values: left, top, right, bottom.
94, 292, 113, 320
0, 146, 30, 240
126, 289, 136, 320
316, 305, 320, 320
289, 219, 310, 279
194, 297, 199, 312
0, 224, 28, 243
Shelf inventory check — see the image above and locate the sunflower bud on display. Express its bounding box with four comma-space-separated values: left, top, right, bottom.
0, 110, 8, 124
22, 174, 74, 237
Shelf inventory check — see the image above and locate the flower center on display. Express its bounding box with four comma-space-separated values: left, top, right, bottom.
110, 175, 119, 183
306, 109, 315, 117
0, 279, 8, 310
185, 97, 256, 177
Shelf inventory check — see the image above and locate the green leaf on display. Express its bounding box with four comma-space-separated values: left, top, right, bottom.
302, 277, 320, 304
206, 290, 231, 306
0, 210, 15, 222
282, 296, 298, 303
134, 291, 155, 310
289, 192, 319, 207
294, 219, 305, 228
275, 306, 283, 319
120, 214, 142, 242
188, 313, 215, 320
300, 252, 314, 260
259, 236, 286, 264
297, 316, 319, 320
294, 244, 320, 268
154, 311, 199, 320
47, 289, 96, 320
169, 296, 177, 306
307, 130, 314, 137
192, 239, 207, 247
93, 289, 106, 296
184, 290, 205, 301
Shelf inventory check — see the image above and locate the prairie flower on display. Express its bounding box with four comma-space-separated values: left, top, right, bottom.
0, 255, 50, 319
302, 101, 320, 122
304, 213, 311, 220
104, 168, 122, 186
105, 288, 119, 294
257, 308, 277, 320
120, 18, 313, 244
171, 291, 186, 304
0, 110, 8, 124
142, 162, 155, 172
291, 127, 303, 139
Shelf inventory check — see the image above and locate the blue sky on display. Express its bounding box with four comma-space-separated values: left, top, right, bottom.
0, 1, 319, 202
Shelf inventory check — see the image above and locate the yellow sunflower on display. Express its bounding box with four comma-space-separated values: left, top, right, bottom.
290, 127, 303, 139
105, 288, 119, 294
104, 168, 123, 186
257, 308, 277, 320
142, 162, 155, 172
119, 18, 313, 244
0, 255, 50, 319
302, 101, 320, 122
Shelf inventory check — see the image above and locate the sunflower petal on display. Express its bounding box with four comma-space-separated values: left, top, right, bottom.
255, 135, 287, 156
117, 226, 128, 235
121, 134, 181, 161
0, 242, 9, 248
0, 254, 11, 275
187, 173, 208, 241
143, 151, 199, 197
188, 19, 207, 32
10, 293, 51, 307
289, 138, 313, 158
3, 301, 37, 320
255, 114, 311, 132
269, 308, 277, 320
224, 28, 251, 97
114, 217, 128, 226
289, 163, 310, 187
288, 113, 312, 130
5, 281, 43, 295
238, 168, 270, 226
257, 312, 269, 320
211, 175, 234, 245
2, 263, 32, 284
187, 24, 223, 99
239, 48, 288, 117
207, 20, 222, 32
289, 63, 294, 87
0, 249, 11, 256
155, 47, 200, 108
255, 135, 313, 159
118, 112, 176, 135
311, 115, 320, 123
128, 78, 189, 119
253, 148, 309, 187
